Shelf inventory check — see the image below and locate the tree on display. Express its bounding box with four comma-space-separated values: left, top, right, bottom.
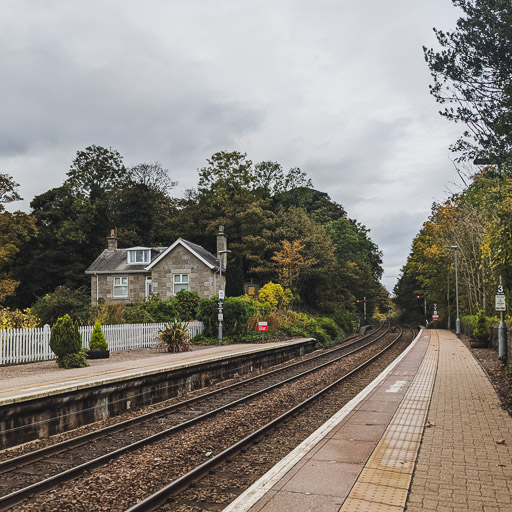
424, 0, 512, 163
127, 162, 177, 194
271, 240, 318, 291
66, 145, 128, 198
0, 173, 36, 304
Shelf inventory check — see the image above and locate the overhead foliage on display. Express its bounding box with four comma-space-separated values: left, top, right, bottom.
424, 0, 512, 163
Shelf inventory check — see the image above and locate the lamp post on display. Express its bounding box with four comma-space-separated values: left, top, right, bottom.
447, 271, 451, 331
218, 249, 231, 343
446, 245, 460, 336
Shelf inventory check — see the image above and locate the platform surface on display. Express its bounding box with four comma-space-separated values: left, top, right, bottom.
0, 338, 311, 405
224, 330, 512, 512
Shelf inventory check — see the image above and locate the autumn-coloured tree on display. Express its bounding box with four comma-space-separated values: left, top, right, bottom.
271, 240, 318, 291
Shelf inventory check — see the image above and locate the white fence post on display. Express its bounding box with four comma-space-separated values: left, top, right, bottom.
0, 321, 204, 365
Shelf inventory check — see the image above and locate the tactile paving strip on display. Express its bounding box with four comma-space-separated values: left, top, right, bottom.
339, 331, 439, 510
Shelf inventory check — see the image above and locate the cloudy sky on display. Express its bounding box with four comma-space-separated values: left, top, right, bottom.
1, 0, 466, 292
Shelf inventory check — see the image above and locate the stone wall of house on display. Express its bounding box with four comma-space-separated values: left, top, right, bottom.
152, 245, 221, 299
90, 273, 147, 305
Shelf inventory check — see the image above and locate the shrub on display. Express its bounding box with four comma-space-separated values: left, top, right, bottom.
318, 317, 342, 340
197, 297, 218, 336
258, 282, 293, 310
90, 303, 127, 325
159, 319, 191, 353
0, 308, 38, 329
60, 351, 88, 369
461, 314, 478, 336
31, 286, 90, 326
50, 314, 88, 368
89, 321, 108, 351
175, 290, 200, 321
143, 296, 179, 323
122, 302, 155, 323
473, 310, 489, 341
332, 310, 356, 334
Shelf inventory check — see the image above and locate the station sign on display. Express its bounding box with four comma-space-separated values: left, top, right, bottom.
496, 284, 506, 311
258, 321, 268, 332
496, 295, 506, 311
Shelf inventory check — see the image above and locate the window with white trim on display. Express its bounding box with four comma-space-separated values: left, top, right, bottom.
113, 277, 128, 297
128, 250, 150, 264
145, 276, 152, 298
173, 274, 189, 294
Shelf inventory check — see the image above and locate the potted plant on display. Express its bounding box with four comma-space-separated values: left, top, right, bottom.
471, 310, 489, 348
87, 320, 110, 358
158, 319, 191, 353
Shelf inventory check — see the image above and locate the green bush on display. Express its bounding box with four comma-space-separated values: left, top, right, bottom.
318, 317, 342, 340
197, 296, 257, 338
89, 321, 108, 351
197, 297, 218, 336
50, 314, 88, 368
333, 310, 356, 334
123, 302, 155, 323
175, 290, 200, 321
60, 351, 89, 369
143, 296, 179, 322
473, 310, 489, 340
31, 286, 90, 326
461, 315, 478, 336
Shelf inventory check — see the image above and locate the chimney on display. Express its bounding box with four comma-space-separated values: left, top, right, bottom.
107, 229, 118, 250
217, 225, 228, 267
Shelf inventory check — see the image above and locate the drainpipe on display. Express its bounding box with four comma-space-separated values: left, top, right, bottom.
93, 272, 99, 305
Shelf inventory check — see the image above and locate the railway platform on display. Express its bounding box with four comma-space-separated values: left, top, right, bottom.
224, 329, 512, 512
0, 338, 315, 448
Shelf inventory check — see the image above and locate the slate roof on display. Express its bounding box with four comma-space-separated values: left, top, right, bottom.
85, 240, 220, 274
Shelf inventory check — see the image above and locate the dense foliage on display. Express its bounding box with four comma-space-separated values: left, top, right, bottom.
396, 2, 512, 326
2, 146, 386, 324
424, 0, 512, 164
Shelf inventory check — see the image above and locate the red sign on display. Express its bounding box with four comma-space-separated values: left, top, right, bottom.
432, 314, 440, 321
356, 299, 364, 303
258, 321, 268, 332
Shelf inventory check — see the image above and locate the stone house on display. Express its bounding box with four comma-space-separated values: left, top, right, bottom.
85, 227, 228, 305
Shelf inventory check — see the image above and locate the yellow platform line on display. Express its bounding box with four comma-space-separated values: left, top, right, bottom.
339, 331, 439, 511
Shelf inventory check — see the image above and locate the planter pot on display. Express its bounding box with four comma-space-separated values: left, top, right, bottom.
86, 349, 110, 359
470, 338, 488, 349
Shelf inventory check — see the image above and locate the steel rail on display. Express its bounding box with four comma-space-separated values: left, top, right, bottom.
0, 324, 390, 509
124, 326, 413, 512
0, 323, 386, 472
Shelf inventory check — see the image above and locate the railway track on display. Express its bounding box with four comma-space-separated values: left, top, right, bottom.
123, 325, 415, 512
0, 323, 412, 511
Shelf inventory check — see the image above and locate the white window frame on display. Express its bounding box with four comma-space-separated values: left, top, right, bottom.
113, 276, 129, 298
145, 276, 152, 298
127, 249, 150, 264
173, 274, 189, 295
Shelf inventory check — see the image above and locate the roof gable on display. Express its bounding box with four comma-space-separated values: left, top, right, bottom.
145, 239, 220, 271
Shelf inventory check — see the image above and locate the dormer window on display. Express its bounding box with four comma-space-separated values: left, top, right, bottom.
127, 248, 151, 264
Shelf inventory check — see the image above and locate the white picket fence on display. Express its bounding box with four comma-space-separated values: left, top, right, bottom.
0, 321, 204, 365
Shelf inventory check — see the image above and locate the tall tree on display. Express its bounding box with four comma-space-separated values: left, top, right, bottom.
0, 173, 36, 304
424, 0, 512, 163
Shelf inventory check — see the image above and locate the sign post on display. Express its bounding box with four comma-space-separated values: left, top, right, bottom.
496, 280, 507, 360
258, 321, 268, 342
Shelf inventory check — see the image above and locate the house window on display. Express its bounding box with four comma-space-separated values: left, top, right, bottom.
128, 250, 150, 264
173, 274, 189, 294
113, 277, 128, 297
145, 276, 152, 298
